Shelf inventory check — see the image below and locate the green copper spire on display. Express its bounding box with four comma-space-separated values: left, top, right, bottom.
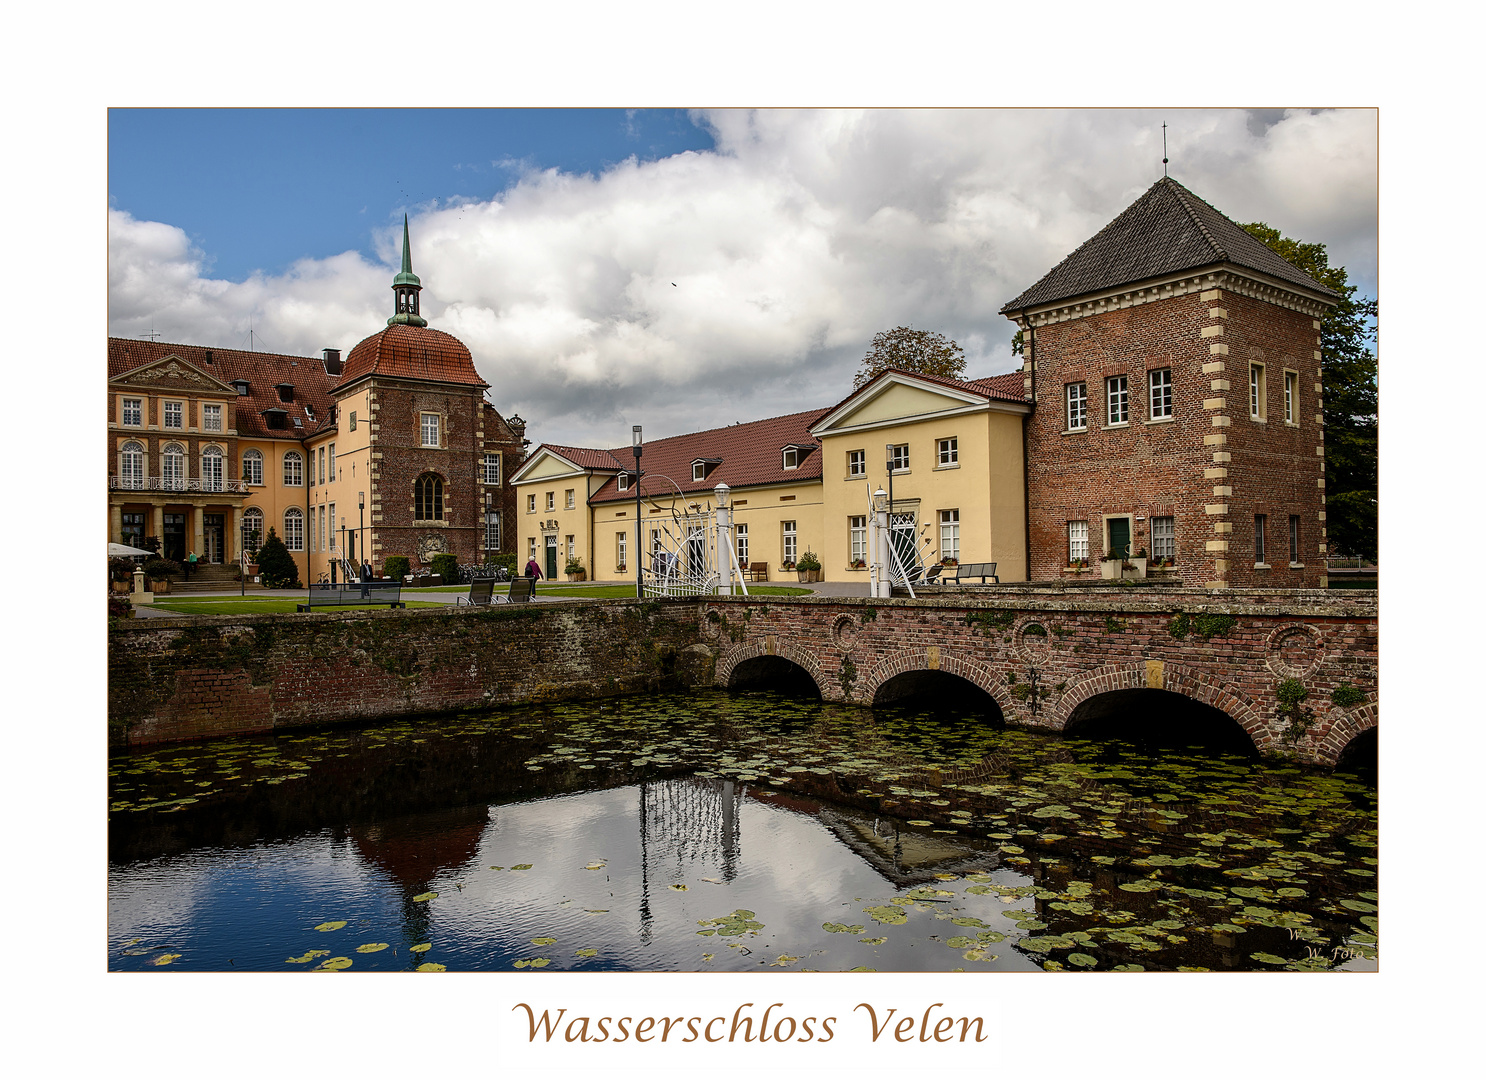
388, 214, 427, 326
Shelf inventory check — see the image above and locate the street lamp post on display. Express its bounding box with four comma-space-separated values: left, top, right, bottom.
339, 524, 346, 582
632, 425, 643, 599
358, 491, 366, 577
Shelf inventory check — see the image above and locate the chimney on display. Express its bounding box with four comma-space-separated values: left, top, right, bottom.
322, 348, 342, 376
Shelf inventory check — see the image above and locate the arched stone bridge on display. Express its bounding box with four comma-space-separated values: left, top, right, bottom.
698, 588, 1377, 767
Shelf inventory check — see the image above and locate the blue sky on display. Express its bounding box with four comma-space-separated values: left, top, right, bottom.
109, 109, 715, 282
108, 108, 1379, 447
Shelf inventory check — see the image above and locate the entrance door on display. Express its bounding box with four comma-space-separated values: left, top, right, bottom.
164, 514, 186, 561
203, 514, 224, 563
545, 536, 558, 580
1108, 517, 1131, 560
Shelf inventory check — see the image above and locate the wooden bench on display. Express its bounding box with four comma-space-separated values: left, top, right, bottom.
946, 561, 998, 584
296, 581, 405, 611
457, 578, 497, 606
744, 562, 769, 582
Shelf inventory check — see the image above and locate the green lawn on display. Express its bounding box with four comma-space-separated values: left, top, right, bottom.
531, 584, 813, 598
152, 598, 448, 615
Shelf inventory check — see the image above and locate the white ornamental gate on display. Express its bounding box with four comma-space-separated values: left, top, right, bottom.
642, 484, 750, 598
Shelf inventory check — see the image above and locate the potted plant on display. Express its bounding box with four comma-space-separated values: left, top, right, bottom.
109, 557, 135, 594
1129, 547, 1148, 576
940, 556, 959, 568
565, 555, 586, 581
142, 556, 182, 593
849, 558, 866, 570
796, 550, 822, 583
1100, 551, 1121, 579
781, 559, 796, 573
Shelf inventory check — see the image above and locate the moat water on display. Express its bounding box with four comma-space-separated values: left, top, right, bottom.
108, 690, 1377, 973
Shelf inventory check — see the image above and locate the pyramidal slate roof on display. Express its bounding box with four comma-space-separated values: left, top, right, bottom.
1001, 177, 1340, 314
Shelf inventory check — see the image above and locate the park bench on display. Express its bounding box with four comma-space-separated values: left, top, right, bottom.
296, 580, 405, 611
946, 561, 998, 584
456, 577, 497, 606
744, 562, 769, 581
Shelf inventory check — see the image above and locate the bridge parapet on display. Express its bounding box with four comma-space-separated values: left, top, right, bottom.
703, 590, 1376, 766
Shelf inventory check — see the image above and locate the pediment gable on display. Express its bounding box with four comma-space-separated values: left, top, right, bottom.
112, 355, 238, 395
811, 375, 988, 437
512, 448, 586, 484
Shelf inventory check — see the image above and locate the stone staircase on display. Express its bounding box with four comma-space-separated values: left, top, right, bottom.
163, 563, 243, 594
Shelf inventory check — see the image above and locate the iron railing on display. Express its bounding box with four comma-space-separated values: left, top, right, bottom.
109, 476, 251, 494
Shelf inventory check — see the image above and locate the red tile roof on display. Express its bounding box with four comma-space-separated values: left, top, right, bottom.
583, 408, 831, 505
108, 338, 338, 442
538, 444, 629, 471
338, 323, 487, 389
810, 366, 1029, 433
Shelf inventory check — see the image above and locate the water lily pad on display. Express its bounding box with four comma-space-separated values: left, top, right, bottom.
575, 948, 598, 958
583, 862, 606, 870
411, 892, 438, 903
409, 943, 432, 953
1067, 952, 1098, 968
150, 953, 182, 966
315, 956, 352, 971
416, 962, 447, 972
668, 884, 688, 892
530, 937, 557, 946
512, 864, 533, 871
315, 921, 347, 931
823, 922, 866, 934
356, 943, 390, 953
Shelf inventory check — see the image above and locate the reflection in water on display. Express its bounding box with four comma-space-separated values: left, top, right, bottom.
109, 690, 1377, 973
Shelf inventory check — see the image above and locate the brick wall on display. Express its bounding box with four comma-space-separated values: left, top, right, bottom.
1022, 286, 1325, 589
110, 601, 713, 747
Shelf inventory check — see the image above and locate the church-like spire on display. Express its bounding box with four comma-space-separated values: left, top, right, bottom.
388, 215, 427, 327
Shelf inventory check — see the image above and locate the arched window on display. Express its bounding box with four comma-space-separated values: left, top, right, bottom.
242, 507, 264, 555
162, 442, 185, 491
242, 448, 263, 486
284, 450, 303, 486
120, 441, 144, 489
414, 473, 444, 521
201, 446, 224, 492
283, 507, 304, 551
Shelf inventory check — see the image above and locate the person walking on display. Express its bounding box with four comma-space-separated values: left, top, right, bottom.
359, 559, 372, 601
523, 555, 543, 595
185, 550, 198, 581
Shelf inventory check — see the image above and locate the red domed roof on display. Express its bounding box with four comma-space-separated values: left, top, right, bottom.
337, 323, 487, 389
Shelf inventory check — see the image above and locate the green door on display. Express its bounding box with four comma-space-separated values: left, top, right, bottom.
545, 537, 558, 580
1107, 518, 1130, 560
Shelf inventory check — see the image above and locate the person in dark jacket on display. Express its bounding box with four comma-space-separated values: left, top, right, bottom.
360, 560, 372, 600
524, 556, 543, 594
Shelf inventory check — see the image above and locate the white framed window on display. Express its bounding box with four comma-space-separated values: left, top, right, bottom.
349, 410, 357, 431
849, 516, 867, 563
563, 489, 574, 510
1289, 515, 1301, 564
163, 401, 183, 429
939, 509, 960, 561
201, 446, 224, 492
1106, 376, 1129, 425
202, 403, 222, 432
328, 443, 336, 482
545, 491, 555, 511
120, 441, 144, 488
735, 522, 749, 564
617, 473, 629, 492
616, 531, 627, 571
1284, 371, 1298, 423
122, 398, 142, 426
1149, 369, 1173, 419
566, 535, 575, 561
1068, 520, 1089, 563
889, 444, 909, 471
848, 449, 866, 477
242, 508, 264, 553
1066, 383, 1087, 431
528, 537, 537, 560
421, 412, 441, 447
483, 453, 500, 485
328, 503, 335, 551
782, 520, 797, 563
693, 461, 707, 481
162, 443, 185, 491
937, 438, 958, 467
1250, 364, 1266, 420
241, 448, 263, 486
283, 507, 304, 551
1152, 516, 1175, 560
782, 447, 799, 470
284, 450, 303, 486
1255, 514, 1268, 563
527, 494, 536, 512
651, 529, 664, 557
319, 504, 326, 552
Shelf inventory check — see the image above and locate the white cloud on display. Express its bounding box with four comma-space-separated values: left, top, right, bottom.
108, 109, 1377, 447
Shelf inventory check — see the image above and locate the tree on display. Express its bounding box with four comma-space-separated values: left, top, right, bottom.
854, 326, 966, 388
1243, 223, 1378, 560
255, 527, 302, 589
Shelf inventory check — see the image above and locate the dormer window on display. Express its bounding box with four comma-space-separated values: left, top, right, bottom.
618, 473, 629, 492
691, 458, 722, 482
782, 447, 799, 470
275, 383, 295, 403
262, 407, 289, 430
230, 380, 250, 396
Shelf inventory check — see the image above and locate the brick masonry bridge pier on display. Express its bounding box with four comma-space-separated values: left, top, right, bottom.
110, 589, 1376, 767
706, 587, 1377, 768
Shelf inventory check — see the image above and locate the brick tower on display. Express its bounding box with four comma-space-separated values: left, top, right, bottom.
1001, 177, 1339, 589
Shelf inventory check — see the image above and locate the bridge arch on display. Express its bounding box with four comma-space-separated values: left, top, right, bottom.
716, 640, 826, 699
1050, 662, 1271, 755
1315, 700, 1379, 770
859, 648, 1011, 722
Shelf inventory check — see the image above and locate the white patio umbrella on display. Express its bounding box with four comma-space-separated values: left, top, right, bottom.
109, 542, 153, 557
